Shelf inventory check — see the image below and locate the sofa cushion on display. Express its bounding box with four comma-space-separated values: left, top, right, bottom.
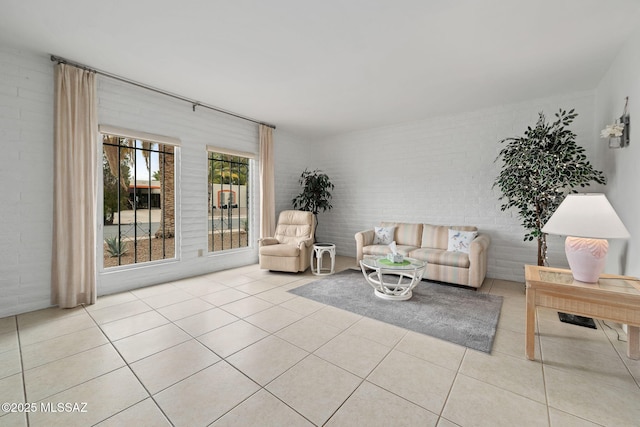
381, 222, 422, 247
373, 226, 395, 244
409, 248, 471, 268
260, 244, 300, 257
447, 229, 478, 254
422, 224, 478, 249
363, 245, 418, 257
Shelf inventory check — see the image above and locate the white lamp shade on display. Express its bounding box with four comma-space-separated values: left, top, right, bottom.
542, 193, 629, 239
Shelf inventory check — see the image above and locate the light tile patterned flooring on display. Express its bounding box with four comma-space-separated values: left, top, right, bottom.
1, 256, 639, 426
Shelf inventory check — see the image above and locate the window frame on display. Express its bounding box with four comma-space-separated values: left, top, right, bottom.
98, 125, 181, 272
206, 146, 255, 255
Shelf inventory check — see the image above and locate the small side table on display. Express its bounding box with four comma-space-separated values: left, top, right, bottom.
311, 243, 336, 276
525, 265, 640, 361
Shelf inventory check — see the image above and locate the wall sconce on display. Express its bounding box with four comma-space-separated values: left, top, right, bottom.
620, 108, 630, 147
601, 97, 630, 149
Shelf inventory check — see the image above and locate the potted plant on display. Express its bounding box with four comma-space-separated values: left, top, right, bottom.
493, 109, 606, 266
292, 169, 334, 237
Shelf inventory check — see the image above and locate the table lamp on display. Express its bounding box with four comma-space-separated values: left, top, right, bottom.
541, 193, 629, 283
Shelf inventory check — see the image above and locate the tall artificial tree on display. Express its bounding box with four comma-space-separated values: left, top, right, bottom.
292, 169, 334, 237
493, 109, 606, 266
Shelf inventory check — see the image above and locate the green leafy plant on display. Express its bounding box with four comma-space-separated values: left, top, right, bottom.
105, 236, 128, 258
493, 109, 606, 266
291, 169, 335, 236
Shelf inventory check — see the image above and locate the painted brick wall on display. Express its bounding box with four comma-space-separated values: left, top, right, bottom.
97, 76, 260, 296
0, 45, 612, 318
273, 131, 312, 215
595, 24, 640, 278
0, 47, 54, 317
0, 47, 261, 317
276, 92, 605, 283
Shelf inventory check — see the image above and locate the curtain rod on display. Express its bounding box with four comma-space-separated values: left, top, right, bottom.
50, 55, 276, 130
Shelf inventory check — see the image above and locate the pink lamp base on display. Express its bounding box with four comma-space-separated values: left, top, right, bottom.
565, 236, 608, 283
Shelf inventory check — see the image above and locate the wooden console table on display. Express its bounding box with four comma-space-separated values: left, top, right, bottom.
525, 265, 640, 360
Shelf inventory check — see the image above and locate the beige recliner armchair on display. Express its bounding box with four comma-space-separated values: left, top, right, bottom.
259, 210, 316, 273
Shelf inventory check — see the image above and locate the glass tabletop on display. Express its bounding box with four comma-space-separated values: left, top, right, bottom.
314, 243, 335, 247
539, 270, 640, 296
361, 255, 425, 270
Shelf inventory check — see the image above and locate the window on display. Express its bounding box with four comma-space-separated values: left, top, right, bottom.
102, 131, 176, 268
207, 150, 251, 252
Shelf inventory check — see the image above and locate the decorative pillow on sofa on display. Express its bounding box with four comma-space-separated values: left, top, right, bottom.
373, 226, 395, 245
447, 229, 478, 253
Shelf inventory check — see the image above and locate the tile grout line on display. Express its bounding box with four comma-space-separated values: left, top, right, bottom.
12, 262, 635, 425
133, 269, 333, 425
187, 278, 318, 426
259, 270, 455, 424
14, 315, 30, 427
89, 277, 297, 426
599, 319, 640, 390
202, 272, 385, 425
436, 347, 468, 426
82, 304, 175, 426
92, 284, 284, 425
534, 304, 553, 427
319, 328, 417, 425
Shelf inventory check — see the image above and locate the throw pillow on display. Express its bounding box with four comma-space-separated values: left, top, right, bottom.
373, 226, 395, 245
447, 229, 478, 253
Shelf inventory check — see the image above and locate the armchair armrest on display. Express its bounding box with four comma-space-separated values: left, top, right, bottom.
354, 229, 375, 262
258, 237, 279, 247
297, 237, 315, 249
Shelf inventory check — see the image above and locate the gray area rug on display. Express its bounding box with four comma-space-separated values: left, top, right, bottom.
289, 269, 503, 353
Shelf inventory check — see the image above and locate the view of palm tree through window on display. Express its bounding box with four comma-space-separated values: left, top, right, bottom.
208, 152, 249, 252
102, 134, 175, 268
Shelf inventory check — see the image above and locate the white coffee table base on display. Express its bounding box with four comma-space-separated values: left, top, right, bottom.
360, 261, 425, 301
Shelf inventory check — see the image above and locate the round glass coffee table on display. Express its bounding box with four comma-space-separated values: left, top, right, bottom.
359, 256, 426, 301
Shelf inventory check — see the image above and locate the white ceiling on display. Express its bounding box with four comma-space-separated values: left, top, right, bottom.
2, 0, 640, 138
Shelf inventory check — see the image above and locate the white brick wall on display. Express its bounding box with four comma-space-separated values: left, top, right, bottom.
0, 44, 620, 318
595, 25, 640, 278
273, 130, 312, 215
0, 47, 54, 317
97, 77, 260, 296
276, 91, 604, 283
0, 47, 261, 317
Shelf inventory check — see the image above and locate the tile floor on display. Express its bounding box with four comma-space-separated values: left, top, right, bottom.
1, 256, 639, 426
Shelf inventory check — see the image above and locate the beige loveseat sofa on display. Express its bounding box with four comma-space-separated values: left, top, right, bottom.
355, 222, 490, 288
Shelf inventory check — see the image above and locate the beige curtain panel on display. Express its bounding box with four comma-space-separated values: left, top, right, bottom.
259, 124, 275, 238
52, 64, 98, 308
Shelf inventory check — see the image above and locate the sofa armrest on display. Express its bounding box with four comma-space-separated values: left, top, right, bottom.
355, 229, 375, 262
468, 233, 491, 287
258, 237, 279, 247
